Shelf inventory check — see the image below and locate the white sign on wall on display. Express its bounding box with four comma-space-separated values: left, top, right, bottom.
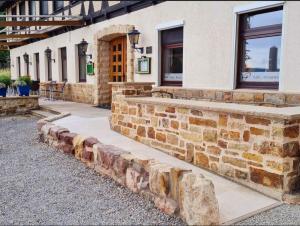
241, 72, 279, 82
164, 73, 182, 81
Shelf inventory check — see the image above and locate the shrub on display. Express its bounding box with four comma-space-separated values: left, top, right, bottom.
13, 80, 27, 87
0, 75, 11, 87
0, 82, 6, 89
19, 75, 32, 86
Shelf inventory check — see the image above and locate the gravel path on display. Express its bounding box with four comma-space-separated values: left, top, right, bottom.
0, 116, 184, 225
236, 204, 300, 225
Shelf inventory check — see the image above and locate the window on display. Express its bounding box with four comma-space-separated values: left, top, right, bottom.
17, 57, 21, 77
40, 0, 48, 16
237, 7, 283, 89
34, 53, 40, 81
19, 1, 25, 15
53, 1, 64, 12
19, 1, 26, 29
60, 47, 68, 81
11, 6, 17, 31
45, 52, 52, 81
161, 27, 183, 86
29, 0, 36, 20
78, 46, 86, 82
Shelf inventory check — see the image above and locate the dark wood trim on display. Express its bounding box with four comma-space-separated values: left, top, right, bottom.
0, 41, 26, 46
0, 20, 84, 27
0, 33, 49, 39
9, 1, 166, 49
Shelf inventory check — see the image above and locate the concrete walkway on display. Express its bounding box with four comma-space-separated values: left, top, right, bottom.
39, 99, 280, 224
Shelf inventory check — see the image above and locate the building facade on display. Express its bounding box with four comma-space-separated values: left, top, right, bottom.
4, 1, 300, 105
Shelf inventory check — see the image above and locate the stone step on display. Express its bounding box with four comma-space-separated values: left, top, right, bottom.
31, 108, 59, 118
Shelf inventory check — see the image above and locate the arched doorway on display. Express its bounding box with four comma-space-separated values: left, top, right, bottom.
93, 25, 134, 107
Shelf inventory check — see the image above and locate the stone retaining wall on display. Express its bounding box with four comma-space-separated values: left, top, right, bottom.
110, 83, 300, 199
37, 118, 219, 225
0, 96, 39, 116
153, 87, 300, 106
40, 83, 94, 104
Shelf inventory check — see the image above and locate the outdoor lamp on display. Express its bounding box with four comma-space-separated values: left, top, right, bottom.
23, 52, 29, 64
45, 47, 55, 63
78, 39, 92, 58
128, 28, 144, 54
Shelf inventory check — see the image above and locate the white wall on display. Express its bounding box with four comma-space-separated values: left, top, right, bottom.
9, 1, 300, 92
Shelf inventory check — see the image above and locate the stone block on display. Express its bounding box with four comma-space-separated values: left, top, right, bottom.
156, 132, 166, 143
49, 126, 69, 140
222, 156, 247, 168
37, 119, 47, 131
73, 135, 86, 160
250, 127, 270, 137
154, 197, 178, 215
242, 152, 263, 163
245, 116, 271, 126
189, 117, 217, 128
179, 173, 219, 225
250, 167, 283, 189
58, 132, 78, 145
283, 125, 299, 138
126, 167, 149, 193
203, 129, 217, 143
149, 163, 171, 197
147, 127, 155, 139
264, 93, 285, 105
195, 152, 209, 168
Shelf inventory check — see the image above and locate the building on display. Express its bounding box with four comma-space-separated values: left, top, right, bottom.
2, 1, 300, 199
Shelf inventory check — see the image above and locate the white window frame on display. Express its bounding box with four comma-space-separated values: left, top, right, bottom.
230, 1, 285, 90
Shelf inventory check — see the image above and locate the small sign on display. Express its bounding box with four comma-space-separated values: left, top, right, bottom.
137, 57, 151, 74
86, 61, 94, 75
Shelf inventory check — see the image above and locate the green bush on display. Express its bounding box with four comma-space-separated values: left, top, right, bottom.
0, 75, 11, 87
17, 75, 32, 86
13, 80, 27, 87
0, 82, 6, 89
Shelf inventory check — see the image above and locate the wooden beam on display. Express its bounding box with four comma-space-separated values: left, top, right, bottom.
0, 41, 26, 46
0, 33, 49, 39
0, 20, 84, 27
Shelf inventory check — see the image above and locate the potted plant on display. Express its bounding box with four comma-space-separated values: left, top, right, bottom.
0, 75, 12, 97
0, 82, 6, 97
14, 76, 32, 96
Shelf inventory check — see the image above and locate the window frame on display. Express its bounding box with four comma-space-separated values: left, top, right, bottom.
60, 47, 68, 82
236, 6, 283, 89
78, 45, 86, 83
160, 27, 183, 87
39, 0, 48, 16
53, 1, 64, 12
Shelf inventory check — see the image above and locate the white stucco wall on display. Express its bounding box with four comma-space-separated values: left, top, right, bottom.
9, 1, 300, 92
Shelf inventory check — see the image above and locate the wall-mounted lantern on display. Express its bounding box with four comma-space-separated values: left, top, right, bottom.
23, 52, 29, 64
128, 28, 144, 54
78, 39, 92, 58
45, 47, 55, 63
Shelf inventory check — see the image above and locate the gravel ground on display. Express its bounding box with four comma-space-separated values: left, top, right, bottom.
0, 115, 184, 225
237, 204, 300, 225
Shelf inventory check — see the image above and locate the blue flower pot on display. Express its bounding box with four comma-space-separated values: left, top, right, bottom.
0, 87, 7, 97
17, 85, 30, 96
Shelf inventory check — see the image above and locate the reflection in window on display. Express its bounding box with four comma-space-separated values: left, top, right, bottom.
53, 1, 64, 11
238, 7, 282, 89
241, 36, 281, 82
161, 27, 183, 86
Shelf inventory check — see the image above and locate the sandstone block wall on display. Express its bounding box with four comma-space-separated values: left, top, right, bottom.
0, 96, 39, 116
110, 83, 300, 199
40, 83, 94, 104
37, 118, 220, 225
153, 87, 300, 107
